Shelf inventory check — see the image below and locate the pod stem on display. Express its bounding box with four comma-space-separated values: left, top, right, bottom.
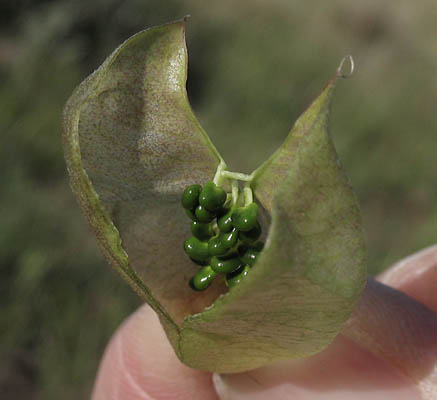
213, 160, 228, 186
213, 164, 254, 206
221, 170, 253, 182
243, 182, 253, 206
231, 180, 239, 206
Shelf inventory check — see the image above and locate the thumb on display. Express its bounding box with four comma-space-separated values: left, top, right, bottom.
91, 305, 218, 400
214, 245, 437, 400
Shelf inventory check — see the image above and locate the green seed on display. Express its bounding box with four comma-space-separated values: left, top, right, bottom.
239, 221, 261, 244
199, 181, 227, 212
181, 184, 202, 210
208, 236, 227, 257
252, 241, 264, 251
232, 203, 259, 232
184, 237, 210, 262
208, 228, 239, 257
217, 207, 234, 232
222, 228, 239, 248
191, 221, 214, 240
190, 258, 209, 266
185, 208, 197, 221
211, 255, 242, 274
195, 204, 215, 223
240, 245, 262, 266
190, 266, 217, 291
226, 265, 251, 288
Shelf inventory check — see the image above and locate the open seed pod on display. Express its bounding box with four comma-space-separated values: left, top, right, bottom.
63, 19, 367, 373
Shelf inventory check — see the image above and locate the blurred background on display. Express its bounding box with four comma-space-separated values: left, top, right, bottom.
1, 0, 436, 398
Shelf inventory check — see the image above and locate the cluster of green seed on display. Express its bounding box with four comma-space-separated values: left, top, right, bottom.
181, 181, 264, 291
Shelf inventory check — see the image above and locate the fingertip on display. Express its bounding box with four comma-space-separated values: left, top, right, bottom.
378, 244, 437, 311
212, 335, 421, 399
343, 279, 437, 399
92, 305, 218, 400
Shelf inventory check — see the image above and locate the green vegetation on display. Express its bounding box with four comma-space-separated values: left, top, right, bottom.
1, 0, 436, 398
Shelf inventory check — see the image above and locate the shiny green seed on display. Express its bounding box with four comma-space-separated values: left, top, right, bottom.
232, 203, 258, 232
239, 221, 261, 244
190, 266, 217, 291
211, 255, 242, 274
252, 241, 264, 251
181, 184, 202, 210
190, 258, 209, 266
199, 181, 227, 212
240, 246, 261, 266
217, 208, 234, 232
208, 229, 238, 257
222, 228, 238, 248
195, 204, 215, 223
191, 220, 214, 240
184, 237, 210, 262
226, 265, 251, 288
185, 208, 197, 221
208, 236, 227, 257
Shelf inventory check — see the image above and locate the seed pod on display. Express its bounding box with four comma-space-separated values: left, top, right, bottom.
199, 181, 227, 211
191, 220, 214, 240
232, 203, 258, 232
194, 204, 215, 223
181, 184, 202, 210
184, 237, 209, 262
190, 266, 217, 291
210, 255, 242, 274
63, 19, 367, 374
